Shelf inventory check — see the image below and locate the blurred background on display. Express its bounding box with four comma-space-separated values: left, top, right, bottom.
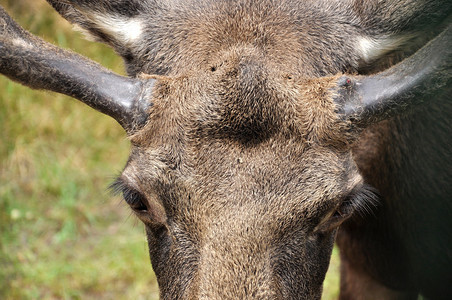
0, 0, 339, 299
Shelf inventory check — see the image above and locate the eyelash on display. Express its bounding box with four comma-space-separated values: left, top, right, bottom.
342, 184, 380, 219
315, 184, 380, 233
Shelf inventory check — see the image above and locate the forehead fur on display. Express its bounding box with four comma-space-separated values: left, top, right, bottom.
128, 0, 361, 76
128, 0, 358, 147
132, 72, 352, 149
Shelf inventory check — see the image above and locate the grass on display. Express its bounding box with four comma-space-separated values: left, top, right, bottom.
0, 1, 339, 299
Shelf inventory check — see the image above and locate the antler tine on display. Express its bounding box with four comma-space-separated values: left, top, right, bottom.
335, 24, 451, 127
0, 5, 153, 132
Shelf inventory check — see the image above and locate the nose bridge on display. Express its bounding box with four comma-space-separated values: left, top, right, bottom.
196, 210, 279, 299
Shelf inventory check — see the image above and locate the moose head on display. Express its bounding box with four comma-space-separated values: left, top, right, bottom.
1, 0, 450, 299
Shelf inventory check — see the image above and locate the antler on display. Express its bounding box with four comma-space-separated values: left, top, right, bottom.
335, 24, 451, 127
0, 5, 153, 132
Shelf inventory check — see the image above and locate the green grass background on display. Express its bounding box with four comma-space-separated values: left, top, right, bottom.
0, 0, 339, 298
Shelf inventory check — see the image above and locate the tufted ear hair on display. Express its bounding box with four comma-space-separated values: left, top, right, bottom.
46, 0, 156, 58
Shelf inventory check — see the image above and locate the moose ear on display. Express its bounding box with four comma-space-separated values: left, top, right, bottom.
46, 0, 152, 56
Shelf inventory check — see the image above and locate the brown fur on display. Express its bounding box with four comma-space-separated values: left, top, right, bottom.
2, 0, 451, 298
46, 0, 452, 298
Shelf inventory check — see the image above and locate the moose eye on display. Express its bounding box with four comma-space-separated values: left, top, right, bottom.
337, 184, 379, 223
110, 178, 148, 212
110, 178, 167, 226
122, 189, 148, 212
316, 184, 380, 233
327, 197, 356, 228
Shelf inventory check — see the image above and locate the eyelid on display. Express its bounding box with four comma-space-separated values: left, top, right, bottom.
314, 184, 380, 233
110, 177, 168, 226
343, 184, 380, 218
110, 177, 148, 210
123, 189, 148, 211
